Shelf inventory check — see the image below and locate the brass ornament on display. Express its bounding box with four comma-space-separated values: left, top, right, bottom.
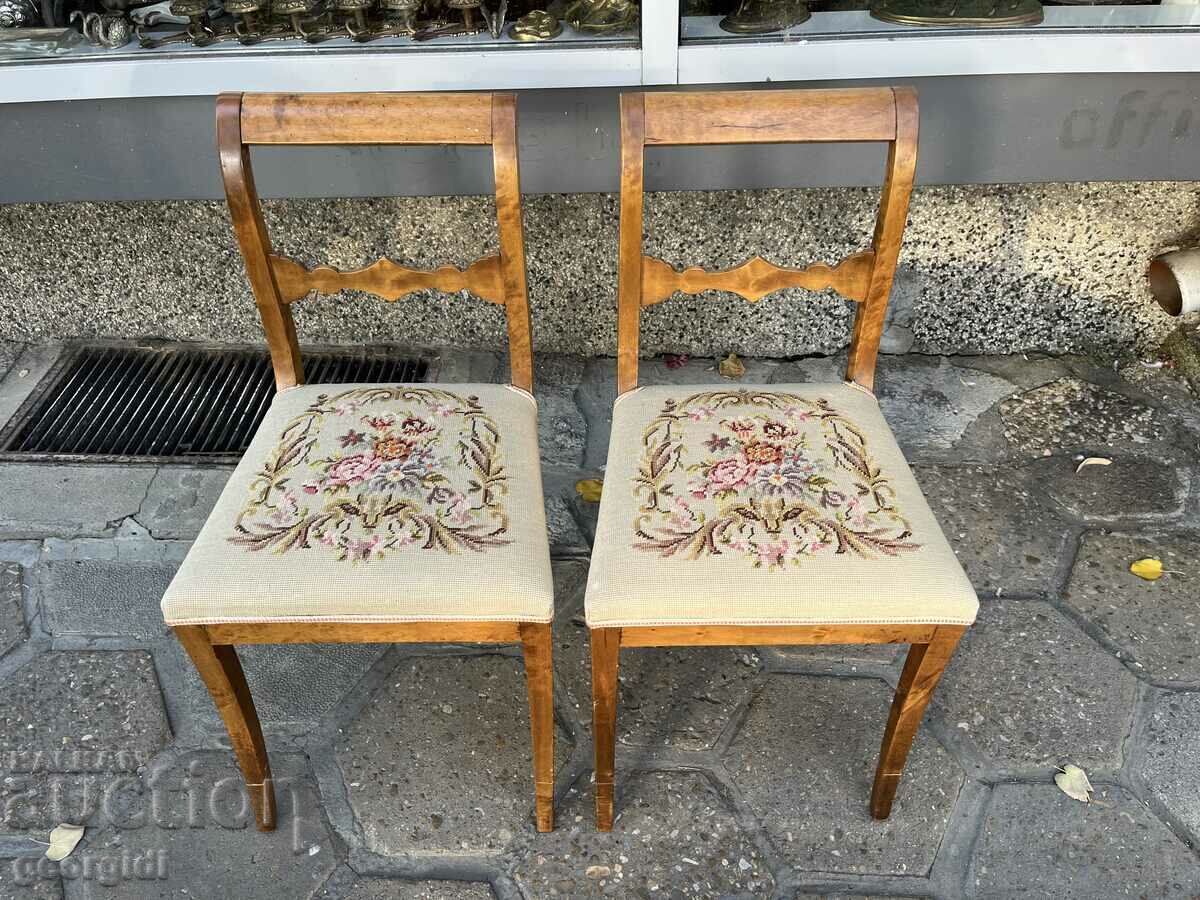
719, 0, 809, 34
870, 0, 1043, 26
563, 0, 637, 34
510, 8, 559, 40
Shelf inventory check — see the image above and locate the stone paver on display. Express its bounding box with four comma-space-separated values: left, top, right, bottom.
759, 643, 902, 671
336, 653, 568, 857
553, 562, 759, 750
0, 465, 156, 538
135, 466, 230, 539
0, 343, 21, 382
165, 639, 387, 727
970, 783, 1200, 899
935, 600, 1137, 775
0, 863, 62, 900
532, 355, 587, 469
37, 539, 186, 640
724, 676, 963, 877
73, 752, 334, 899
1135, 691, 1200, 845
544, 495, 587, 556
913, 465, 1070, 598
0, 652, 171, 833
1065, 532, 1200, 684
998, 378, 1175, 458
0, 563, 24, 659
872, 357, 1016, 460
339, 879, 494, 899
1027, 454, 1189, 523
509, 772, 773, 897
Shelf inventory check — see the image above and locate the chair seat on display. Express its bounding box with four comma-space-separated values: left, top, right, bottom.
162, 383, 554, 626
585, 383, 978, 628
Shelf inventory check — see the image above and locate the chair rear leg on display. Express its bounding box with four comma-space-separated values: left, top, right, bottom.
590, 627, 620, 831
173, 625, 276, 832
871, 625, 965, 820
519, 621, 555, 832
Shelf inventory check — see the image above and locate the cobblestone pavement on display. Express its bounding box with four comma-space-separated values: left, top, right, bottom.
0, 343, 1198, 899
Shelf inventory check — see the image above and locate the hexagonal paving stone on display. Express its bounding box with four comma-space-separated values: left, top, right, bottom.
913, 465, 1070, 598
1065, 532, 1200, 684
872, 357, 1016, 460
553, 562, 759, 750
338, 879, 494, 899
336, 652, 569, 857
1026, 455, 1189, 524
509, 771, 773, 897
970, 783, 1200, 898
71, 751, 335, 899
0, 863, 62, 900
159, 636, 386, 730
0, 563, 25, 659
1135, 690, 1200, 844
934, 600, 1136, 775
724, 676, 963, 877
0, 651, 171, 834
998, 378, 1175, 459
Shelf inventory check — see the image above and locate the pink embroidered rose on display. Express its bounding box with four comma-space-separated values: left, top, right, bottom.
706, 457, 753, 493
325, 454, 381, 487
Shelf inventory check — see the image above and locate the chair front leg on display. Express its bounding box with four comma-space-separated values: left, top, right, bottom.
173, 625, 277, 832
519, 621, 555, 832
870, 624, 965, 820
590, 627, 620, 831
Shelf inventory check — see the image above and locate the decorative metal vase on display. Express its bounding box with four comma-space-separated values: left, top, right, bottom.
719, 0, 809, 33
870, 0, 1042, 26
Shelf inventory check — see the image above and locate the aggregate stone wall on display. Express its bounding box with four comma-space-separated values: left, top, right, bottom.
0, 181, 1195, 357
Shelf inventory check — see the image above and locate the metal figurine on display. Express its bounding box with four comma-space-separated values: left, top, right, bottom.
138, 0, 234, 48
372, 0, 418, 35
870, 0, 1042, 26
72, 7, 134, 45
0, 0, 40, 28
333, 0, 373, 40
718, 0, 809, 34
563, 0, 636, 33
509, 7, 558, 39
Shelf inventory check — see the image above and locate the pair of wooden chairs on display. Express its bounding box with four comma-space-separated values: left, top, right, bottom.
160, 87, 977, 838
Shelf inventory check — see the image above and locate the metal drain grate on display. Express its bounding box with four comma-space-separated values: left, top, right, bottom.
0, 344, 429, 462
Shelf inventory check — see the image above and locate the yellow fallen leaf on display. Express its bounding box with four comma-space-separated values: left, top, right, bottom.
1075, 457, 1112, 473
1054, 764, 1093, 803
1130, 558, 1164, 581
575, 479, 604, 503
718, 352, 746, 379
45, 823, 84, 861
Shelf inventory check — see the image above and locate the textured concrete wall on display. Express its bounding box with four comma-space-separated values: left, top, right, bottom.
0, 181, 1195, 358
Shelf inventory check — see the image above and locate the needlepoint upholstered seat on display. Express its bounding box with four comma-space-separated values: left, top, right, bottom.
586, 87, 978, 831
586, 382, 975, 628
162, 382, 552, 625
162, 92, 556, 836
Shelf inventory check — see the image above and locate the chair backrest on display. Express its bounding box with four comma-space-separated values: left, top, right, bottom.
616, 87, 919, 394
217, 91, 533, 392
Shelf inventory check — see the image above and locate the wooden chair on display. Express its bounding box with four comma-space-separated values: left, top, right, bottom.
586, 87, 978, 829
161, 92, 555, 834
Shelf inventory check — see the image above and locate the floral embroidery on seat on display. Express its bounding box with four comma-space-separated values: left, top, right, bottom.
230, 387, 510, 561
633, 390, 920, 570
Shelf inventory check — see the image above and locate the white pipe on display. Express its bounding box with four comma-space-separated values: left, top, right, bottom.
1148, 248, 1200, 317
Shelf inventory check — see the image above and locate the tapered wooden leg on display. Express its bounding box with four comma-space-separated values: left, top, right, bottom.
173, 625, 276, 832
590, 627, 620, 831
871, 624, 965, 820
519, 621, 555, 832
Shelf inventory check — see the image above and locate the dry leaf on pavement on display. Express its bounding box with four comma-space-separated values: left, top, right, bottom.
1054, 764, 1093, 803
1130, 558, 1164, 581
45, 824, 84, 861
1075, 457, 1112, 473
719, 352, 746, 379
576, 479, 604, 503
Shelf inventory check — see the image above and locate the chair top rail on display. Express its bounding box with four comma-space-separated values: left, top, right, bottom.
641, 88, 899, 146
238, 92, 496, 146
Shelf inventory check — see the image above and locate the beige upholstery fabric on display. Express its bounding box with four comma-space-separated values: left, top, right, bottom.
162, 383, 553, 625
585, 383, 978, 628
